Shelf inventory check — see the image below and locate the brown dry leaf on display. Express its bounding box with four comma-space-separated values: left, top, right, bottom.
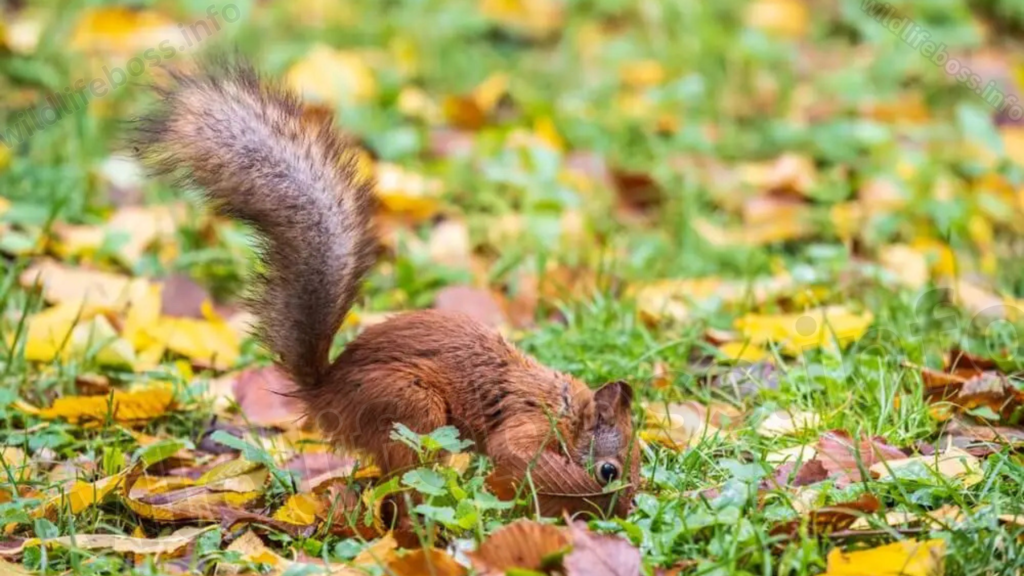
385, 548, 467, 576
563, 520, 642, 576
434, 285, 508, 329
230, 366, 306, 428
824, 539, 945, 576
870, 447, 983, 488
18, 384, 174, 424
817, 430, 905, 487
30, 460, 143, 520
487, 451, 630, 518
850, 504, 964, 531
160, 273, 213, 319
468, 520, 569, 574
70, 6, 177, 56
771, 493, 881, 537
123, 462, 264, 522
286, 44, 377, 106
735, 305, 874, 356
479, 0, 564, 41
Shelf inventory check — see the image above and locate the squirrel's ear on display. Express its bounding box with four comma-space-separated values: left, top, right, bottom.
594, 380, 633, 418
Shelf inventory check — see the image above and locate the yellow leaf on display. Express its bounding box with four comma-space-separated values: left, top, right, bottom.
70, 6, 177, 56
397, 86, 441, 123
286, 44, 378, 106
272, 493, 324, 526
739, 153, 817, 195
879, 245, 930, 290
1002, 127, 1024, 168
145, 309, 240, 370
620, 60, 666, 89
735, 306, 874, 356
634, 277, 725, 324
20, 260, 135, 309
910, 239, 957, 278
196, 458, 262, 486
717, 341, 771, 363
825, 539, 945, 576
473, 73, 510, 114
757, 410, 820, 437
26, 385, 175, 424
694, 217, 813, 247
642, 401, 740, 450
480, 0, 564, 40
28, 526, 212, 555
375, 162, 443, 221
745, 0, 809, 39
33, 470, 127, 518
869, 447, 983, 488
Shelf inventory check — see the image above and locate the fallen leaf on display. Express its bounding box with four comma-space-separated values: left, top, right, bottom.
231, 366, 305, 428
20, 385, 175, 424
870, 447, 983, 487
20, 260, 135, 309
16, 526, 212, 556
563, 520, 641, 576
286, 44, 377, 106
642, 401, 740, 449
735, 306, 874, 356
879, 245, 930, 290
468, 519, 569, 574
146, 303, 240, 370
385, 548, 467, 576
160, 273, 212, 319
771, 493, 882, 537
480, 0, 564, 41
758, 410, 821, 437
824, 539, 945, 576
428, 219, 471, 268
272, 493, 325, 526
745, 0, 809, 39
817, 431, 905, 486
70, 6, 177, 56
375, 162, 443, 221
708, 361, 780, 401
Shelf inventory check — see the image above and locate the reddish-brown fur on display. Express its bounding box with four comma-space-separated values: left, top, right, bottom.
132, 57, 639, 518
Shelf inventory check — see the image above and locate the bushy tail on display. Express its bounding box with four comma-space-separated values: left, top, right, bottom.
132, 57, 377, 389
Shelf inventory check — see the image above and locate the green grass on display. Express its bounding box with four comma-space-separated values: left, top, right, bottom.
4, 0, 1024, 574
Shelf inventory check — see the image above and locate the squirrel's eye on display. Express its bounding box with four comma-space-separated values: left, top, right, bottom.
598, 462, 620, 485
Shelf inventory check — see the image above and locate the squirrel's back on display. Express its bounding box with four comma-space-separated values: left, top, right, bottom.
132, 58, 377, 389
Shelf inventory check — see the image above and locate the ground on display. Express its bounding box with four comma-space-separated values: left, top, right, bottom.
3, 0, 1024, 575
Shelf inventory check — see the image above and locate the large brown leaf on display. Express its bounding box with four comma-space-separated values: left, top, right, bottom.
468, 519, 569, 574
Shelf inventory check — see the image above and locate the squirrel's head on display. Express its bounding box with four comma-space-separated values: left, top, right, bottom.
574, 380, 640, 516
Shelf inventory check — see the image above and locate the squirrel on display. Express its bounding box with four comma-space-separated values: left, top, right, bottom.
131, 58, 640, 519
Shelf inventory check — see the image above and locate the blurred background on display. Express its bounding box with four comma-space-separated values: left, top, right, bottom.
3, 0, 1024, 383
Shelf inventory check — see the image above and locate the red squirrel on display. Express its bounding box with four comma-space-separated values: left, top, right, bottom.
132, 58, 640, 518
